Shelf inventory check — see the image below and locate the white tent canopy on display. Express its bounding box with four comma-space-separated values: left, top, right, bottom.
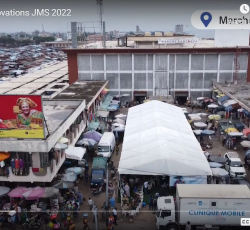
118, 100, 212, 176
65, 146, 86, 160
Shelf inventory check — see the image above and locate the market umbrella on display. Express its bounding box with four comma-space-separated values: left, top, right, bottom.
188, 115, 201, 121
211, 168, 229, 177
228, 132, 243, 137
225, 128, 238, 133
0, 153, 10, 161
201, 130, 215, 135
0, 186, 10, 197
243, 128, 250, 137
107, 107, 118, 111
52, 181, 74, 189
196, 113, 208, 117
58, 137, 69, 144
83, 131, 102, 142
194, 122, 207, 128
54, 143, 68, 150
113, 118, 125, 125
22, 187, 45, 200
122, 94, 130, 97
208, 115, 221, 121
223, 100, 237, 107
8, 187, 32, 198
112, 123, 125, 128
241, 141, 250, 148
207, 104, 218, 108
209, 156, 227, 165
76, 138, 97, 146
209, 162, 223, 168
197, 97, 205, 100
115, 114, 127, 120
193, 130, 202, 135
65, 167, 84, 175
245, 150, 250, 157
40, 187, 59, 198
63, 172, 77, 182
113, 126, 125, 132
204, 98, 214, 103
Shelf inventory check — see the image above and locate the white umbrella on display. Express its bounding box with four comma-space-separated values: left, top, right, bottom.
193, 130, 202, 135
40, 187, 59, 198
196, 113, 208, 117
0, 186, 10, 197
113, 126, 125, 132
194, 122, 207, 128
63, 172, 77, 182
223, 100, 237, 107
113, 118, 125, 125
241, 141, 250, 148
115, 114, 127, 120
228, 132, 243, 137
189, 115, 202, 121
211, 168, 229, 177
208, 104, 218, 108
112, 123, 125, 128
122, 94, 130, 97
58, 137, 69, 144
54, 143, 68, 150
197, 97, 205, 100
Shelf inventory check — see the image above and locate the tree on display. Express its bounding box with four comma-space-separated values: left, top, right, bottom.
33, 36, 55, 44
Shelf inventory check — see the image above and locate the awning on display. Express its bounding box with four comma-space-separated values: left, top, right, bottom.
65, 146, 86, 160
88, 122, 100, 131
218, 95, 230, 103
97, 110, 109, 118
0, 153, 10, 161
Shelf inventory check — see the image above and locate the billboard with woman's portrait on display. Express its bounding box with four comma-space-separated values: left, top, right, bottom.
0, 95, 45, 139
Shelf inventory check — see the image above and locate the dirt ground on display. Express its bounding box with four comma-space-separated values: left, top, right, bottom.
58, 105, 250, 230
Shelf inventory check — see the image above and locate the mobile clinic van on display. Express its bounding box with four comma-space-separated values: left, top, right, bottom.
97, 132, 115, 158
156, 184, 250, 230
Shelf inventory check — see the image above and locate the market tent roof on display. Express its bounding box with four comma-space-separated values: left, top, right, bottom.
118, 100, 212, 176
65, 146, 86, 160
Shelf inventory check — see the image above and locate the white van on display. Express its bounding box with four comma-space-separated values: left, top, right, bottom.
97, 132, 116, 158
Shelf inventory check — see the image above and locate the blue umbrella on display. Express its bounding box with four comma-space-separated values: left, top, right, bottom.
83, 131, 102, 142
201, 130, 215, 135
107, 106, 118, 111
65, 167, 84, 176
245, 150, 250, 157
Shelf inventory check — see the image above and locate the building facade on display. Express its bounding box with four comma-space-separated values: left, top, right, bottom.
64, 48, 250, 102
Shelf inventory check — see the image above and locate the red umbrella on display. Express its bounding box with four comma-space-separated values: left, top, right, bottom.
51, 214, 57, 219
243, 128, 250, 137
204, 98, 214, 103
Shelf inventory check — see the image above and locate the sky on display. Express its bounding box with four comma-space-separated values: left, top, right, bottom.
0, 0, 247, 37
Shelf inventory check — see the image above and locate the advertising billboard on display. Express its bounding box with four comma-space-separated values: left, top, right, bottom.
169, 176, 207, 186
0, 95, 45, 139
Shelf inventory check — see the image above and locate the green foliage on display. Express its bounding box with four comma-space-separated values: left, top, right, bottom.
33, 36, 55, 44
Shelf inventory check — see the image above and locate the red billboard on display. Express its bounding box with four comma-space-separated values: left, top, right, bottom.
0, 95, 45, 139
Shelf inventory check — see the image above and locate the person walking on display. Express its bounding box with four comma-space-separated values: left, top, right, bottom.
88, 198, 94, 210
92, 205, 98, 223
116, 144, 119, 155
112, 207, 118, 225
148, 195, 153, 210
85, 171, 89, 183
185, 221, 191, 230
144, 181, 148, 195
83, 216, 90, 230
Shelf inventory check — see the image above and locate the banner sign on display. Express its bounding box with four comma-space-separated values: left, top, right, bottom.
0, 95, 45, 139
170, 175, 207, 186
158, 38, 199, 44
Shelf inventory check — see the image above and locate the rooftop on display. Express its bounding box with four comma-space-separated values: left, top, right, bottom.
54, 80, 108, 108
0, 61, 69, 98
214, 82, 250, 111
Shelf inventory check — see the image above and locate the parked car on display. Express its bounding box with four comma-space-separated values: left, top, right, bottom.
224, 152, 246, 178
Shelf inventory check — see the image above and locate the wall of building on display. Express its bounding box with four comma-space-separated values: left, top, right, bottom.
77, 53, 248, 101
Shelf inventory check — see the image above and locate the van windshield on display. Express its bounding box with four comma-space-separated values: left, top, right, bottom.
98, 146, 110, 152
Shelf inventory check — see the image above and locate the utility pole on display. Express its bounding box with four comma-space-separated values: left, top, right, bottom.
103, 21, 106, 48
94, 205, 99, 230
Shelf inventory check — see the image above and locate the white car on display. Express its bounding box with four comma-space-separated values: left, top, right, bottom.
224, 152, 246, 179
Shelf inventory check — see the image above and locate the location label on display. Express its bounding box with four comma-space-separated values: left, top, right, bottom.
200, 12, 212, 27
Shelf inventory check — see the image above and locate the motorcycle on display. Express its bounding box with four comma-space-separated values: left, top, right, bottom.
21, 215, 41, 229
91, 181, 106, 194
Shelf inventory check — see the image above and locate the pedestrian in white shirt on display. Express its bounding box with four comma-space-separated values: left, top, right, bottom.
88, 198, 94, 210
185, 221, 191, 230
112, 207, 118, 225
144, 181, 148, 195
